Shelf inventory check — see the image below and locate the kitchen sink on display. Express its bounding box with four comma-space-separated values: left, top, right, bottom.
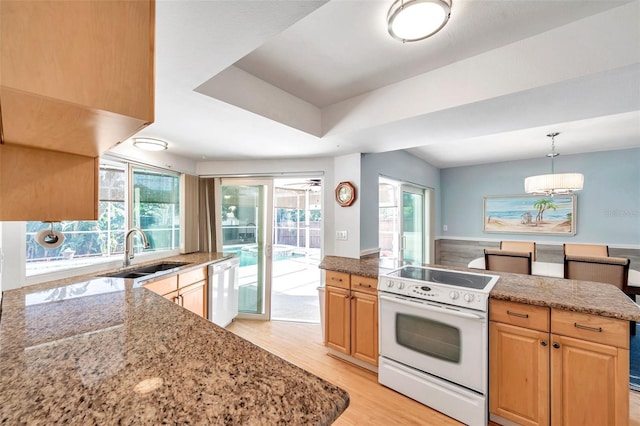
101, 261, 191, 281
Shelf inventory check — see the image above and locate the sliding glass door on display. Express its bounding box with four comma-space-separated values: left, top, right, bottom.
220, 179, 273, 320
379, 177, 432, 268
401, 185, 424, 265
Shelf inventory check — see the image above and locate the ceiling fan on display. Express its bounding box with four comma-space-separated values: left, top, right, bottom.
278, 178, 322, 190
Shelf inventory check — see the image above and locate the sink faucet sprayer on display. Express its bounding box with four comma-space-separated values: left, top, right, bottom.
124, 227, 150, 267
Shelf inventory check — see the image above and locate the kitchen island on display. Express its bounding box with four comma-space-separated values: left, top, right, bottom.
0, 260, 349, 424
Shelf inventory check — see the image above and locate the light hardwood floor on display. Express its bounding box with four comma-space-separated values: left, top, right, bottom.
226, 319, 640, 425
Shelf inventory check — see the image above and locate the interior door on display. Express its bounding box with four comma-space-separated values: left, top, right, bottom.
401, 184, 425, 265
220, 179, 273, 320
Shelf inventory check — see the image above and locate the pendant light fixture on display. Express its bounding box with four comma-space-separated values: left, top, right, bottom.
524, 132, 584, 196
387, 0, 452, 43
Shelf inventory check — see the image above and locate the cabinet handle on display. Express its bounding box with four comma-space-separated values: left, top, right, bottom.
552, 342, 560, 349
357, 283, 372, 288
344, 295, 350, 299
507, 310, 529, 319
574, 323, 603, 333
331, 277, 343, 282
541, 340, 548, 346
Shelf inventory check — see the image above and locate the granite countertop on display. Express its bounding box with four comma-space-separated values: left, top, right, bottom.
21, 252, 236, 294
0, 254, 349, 424
318, 255, 381, 278
320, 256, 640, 322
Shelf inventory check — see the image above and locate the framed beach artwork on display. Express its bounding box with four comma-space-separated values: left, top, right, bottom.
483, 194, 576, 235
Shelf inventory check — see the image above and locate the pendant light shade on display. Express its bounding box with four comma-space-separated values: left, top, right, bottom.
524, 173, 584, 195
524, 132, 584, 196
387, 0, 451, 43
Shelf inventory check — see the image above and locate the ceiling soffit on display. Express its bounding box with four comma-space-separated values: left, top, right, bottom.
195, 2, 639, 143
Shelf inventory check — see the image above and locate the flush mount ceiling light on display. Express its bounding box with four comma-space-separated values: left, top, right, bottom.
387, 0, 452, 43
132, 138, 168, 151
524, 132, 584, 196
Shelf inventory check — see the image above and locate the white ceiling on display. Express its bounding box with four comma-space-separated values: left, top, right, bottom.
125, 0, 640, 168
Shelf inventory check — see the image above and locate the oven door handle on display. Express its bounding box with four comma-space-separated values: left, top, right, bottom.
379, 294, 485, 320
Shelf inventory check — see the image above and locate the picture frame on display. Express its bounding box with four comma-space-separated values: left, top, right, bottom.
483, 194, 576, 235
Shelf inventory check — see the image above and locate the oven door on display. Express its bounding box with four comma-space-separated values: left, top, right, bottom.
379, 293, 488, 393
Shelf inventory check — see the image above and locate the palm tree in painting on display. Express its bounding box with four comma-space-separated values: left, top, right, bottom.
533, 198, 558, 223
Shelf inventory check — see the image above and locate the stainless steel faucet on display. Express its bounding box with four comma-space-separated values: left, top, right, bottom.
124, 227, 150, 267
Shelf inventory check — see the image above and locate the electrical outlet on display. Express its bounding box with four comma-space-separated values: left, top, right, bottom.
336, 230, 348, 240
443, 225, 448, 231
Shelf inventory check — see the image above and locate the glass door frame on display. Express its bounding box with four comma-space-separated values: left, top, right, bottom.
219, 178, 274, 321
400, 184, 425, 265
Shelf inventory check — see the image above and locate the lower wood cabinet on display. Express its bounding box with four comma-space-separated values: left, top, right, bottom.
143, 267, 208, 319
489, 299, 629, 426
325, 270, 378, 367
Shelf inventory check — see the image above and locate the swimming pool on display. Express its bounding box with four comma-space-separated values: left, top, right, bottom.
223, 244, 302, 267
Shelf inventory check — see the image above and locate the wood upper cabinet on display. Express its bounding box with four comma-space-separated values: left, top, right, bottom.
0, 0, 154, 221
490, 300, 630, 426
0, 0, 155, 156
0, 144, 99, 221
324, 271, 378, 367
143, 267, 208, 319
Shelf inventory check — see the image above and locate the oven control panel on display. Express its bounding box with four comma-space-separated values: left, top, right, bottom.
380, 279, 489, 311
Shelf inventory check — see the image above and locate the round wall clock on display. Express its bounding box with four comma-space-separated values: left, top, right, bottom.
335, 181, 356, 207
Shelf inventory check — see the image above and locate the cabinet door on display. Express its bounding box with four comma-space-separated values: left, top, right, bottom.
180, 280, 207, 319
0, 144, 98, 221
144, 274, 178, 297
325, 286, 351, 355
351, 291, 378, 366
164, 290, 180, 304
551, 334, 628, 426
490, 321, 549, 426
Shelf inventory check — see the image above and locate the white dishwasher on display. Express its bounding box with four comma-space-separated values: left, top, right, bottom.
208, 257, 240, 327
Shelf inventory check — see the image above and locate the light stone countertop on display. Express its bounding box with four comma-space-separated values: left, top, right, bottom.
319, 256, 640, 322
0, 253, 349, 424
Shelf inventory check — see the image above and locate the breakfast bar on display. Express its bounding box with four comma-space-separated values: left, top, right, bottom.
0, 272, 349, 424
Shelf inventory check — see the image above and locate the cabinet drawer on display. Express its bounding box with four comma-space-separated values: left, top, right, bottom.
490, 299, 550, 332
144, 274, 178, 296
551, 309, 629, 349
179, 267, 207, 288
325, 270, 350, 290
351, 274, 378, 295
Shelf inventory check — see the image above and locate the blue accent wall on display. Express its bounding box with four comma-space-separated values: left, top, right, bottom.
360, 150, 441, 252
441, 148, 640, 245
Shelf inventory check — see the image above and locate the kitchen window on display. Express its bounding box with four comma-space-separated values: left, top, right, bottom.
25, 161, 180, 277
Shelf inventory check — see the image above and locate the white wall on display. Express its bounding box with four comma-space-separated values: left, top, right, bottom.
332, 153, 361, 258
